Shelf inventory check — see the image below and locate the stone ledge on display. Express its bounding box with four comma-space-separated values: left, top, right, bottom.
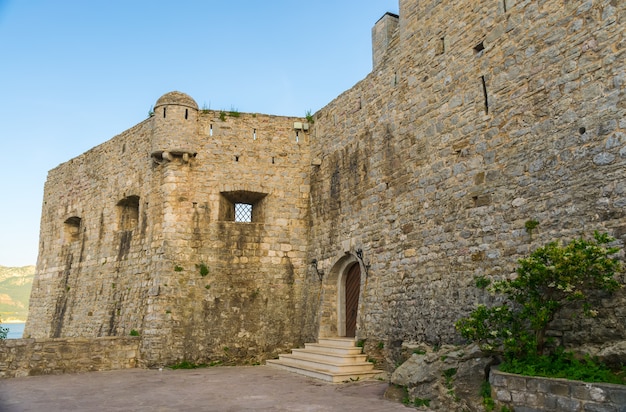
490, 367, 626, 412
0, 337, 141, 379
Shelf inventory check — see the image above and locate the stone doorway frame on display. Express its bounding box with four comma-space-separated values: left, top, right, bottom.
318, 253, 366, 338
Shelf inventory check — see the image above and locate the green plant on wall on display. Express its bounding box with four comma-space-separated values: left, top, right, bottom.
228, 106, 240, 117
196, 263, 209, 277
456, 232, 623, 362
524, 219, 539, 240
457, 232, 622, 357
219, 111, 226, 121
305, 109, 314, 124
474, 275, 491, 289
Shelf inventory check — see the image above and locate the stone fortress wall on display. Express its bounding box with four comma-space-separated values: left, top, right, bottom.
17, 0, 626, 374
308, 0, 626, 350
25, 93, 313, 366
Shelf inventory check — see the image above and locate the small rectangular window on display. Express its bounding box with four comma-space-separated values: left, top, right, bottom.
234, 203, 252, 222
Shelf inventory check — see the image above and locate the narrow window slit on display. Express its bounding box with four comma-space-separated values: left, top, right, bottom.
474, 41, 485, 54
481, 75, 489, 114
185, 109, 188, 119
235, 155, 239, 162
253, 129, 257, 140
295, 131, 299, 143
163, 107, 167, 118
210, 124, 213, 136
272, 157, 275, 164
436, 36, 445, 55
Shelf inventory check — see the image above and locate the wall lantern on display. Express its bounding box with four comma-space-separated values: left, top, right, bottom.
310, 259, 324, 281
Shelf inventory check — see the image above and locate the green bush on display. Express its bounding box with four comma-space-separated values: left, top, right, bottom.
500, 347, 625, 384
456, 232, 625, 385
456, 232, 622, 359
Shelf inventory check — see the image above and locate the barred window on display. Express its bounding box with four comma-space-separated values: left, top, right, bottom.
234, 203, 252, 223
219, 190, 267, 223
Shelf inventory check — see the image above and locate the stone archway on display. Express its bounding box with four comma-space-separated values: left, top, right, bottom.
318, 253, 364, 338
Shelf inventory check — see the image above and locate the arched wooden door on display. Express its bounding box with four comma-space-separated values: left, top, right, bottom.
345, 263, 361, 337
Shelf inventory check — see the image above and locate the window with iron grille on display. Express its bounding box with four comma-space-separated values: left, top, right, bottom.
219, 190, 267, 223
234, 203, 252, 223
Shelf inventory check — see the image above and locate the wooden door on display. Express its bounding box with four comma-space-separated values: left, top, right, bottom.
345, 263, 361, 337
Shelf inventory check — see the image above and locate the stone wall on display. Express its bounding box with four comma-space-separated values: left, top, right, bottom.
26, 94, 314, 366
490, 368, 626, 411
308, 0, 626, 349
0, 337, 139, 378
24, 0, 626, 370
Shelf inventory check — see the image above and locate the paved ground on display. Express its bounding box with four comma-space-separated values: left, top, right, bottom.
0, 366, 412, 411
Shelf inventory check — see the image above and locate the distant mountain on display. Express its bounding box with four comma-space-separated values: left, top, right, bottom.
0, 265, 35, 322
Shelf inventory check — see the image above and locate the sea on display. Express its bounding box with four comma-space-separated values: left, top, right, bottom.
1, 323, 25, 339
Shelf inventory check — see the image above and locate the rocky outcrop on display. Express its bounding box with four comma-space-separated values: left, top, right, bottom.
389, 344, 493, 411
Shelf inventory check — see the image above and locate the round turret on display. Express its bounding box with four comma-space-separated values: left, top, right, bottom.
154, 91, 199, 111
151, 91, 199, 163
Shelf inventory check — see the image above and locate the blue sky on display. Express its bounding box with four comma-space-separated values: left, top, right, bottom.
0, 1, 398, 267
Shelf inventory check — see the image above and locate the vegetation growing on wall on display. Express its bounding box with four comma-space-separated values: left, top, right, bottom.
456, 232, 624, 383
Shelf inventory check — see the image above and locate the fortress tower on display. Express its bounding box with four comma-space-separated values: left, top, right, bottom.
151, 91, 199, 163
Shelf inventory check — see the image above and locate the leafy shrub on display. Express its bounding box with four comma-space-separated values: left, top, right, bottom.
501, 347, 625, 384
456, 232, 622, 359
457, 232, 626, 385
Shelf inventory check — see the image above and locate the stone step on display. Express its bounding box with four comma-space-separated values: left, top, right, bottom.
266, 358, 383, 383
290, 348, 367, 364
303, 343, 364, 356
274, 353, 374, 373
266, 337, 383, 383
317, 337, 357, 347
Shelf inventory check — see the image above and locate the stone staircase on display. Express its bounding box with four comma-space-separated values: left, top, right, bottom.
266, 337, 383, 383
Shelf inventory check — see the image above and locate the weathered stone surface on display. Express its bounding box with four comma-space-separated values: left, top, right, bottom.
491, 369, 626, 412
22, 0, 626, 377
578, 341, 626, 368
389, 344, 492, 411
25, 96, 313, 367
309, 0, 626, 356
0, 337, 139, 378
